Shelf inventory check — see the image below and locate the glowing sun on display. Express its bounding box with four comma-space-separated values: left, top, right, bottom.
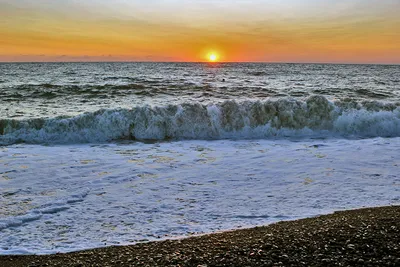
209, 54, 218, 62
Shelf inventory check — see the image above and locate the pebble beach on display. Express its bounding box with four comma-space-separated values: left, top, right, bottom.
1, 206, 399, 267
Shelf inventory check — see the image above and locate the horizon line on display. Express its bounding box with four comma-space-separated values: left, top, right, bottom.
0, 61, 399, 66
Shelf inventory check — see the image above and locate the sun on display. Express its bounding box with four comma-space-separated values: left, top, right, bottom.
209, 53, 218, 62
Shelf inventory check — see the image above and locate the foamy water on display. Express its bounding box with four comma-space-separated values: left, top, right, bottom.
1, 97, 400, 145
0, 63, 399, 254
1, 138, 399, 254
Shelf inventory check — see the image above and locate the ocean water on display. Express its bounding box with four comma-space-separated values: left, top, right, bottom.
0, 62, 399, 254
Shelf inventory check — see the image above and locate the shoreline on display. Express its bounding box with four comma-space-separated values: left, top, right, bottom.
1, 205, 399, 266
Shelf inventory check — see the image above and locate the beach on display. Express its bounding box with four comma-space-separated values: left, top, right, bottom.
2, 0, 400, 264
1, 62, 399, 259
1, 206, 399, 266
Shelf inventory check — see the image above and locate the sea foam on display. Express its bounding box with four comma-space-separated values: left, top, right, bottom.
1, 96, 399, 145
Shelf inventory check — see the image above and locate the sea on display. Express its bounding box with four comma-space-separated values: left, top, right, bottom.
0, 62, 399, 254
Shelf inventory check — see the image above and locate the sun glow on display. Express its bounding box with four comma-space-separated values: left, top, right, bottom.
209, 53, 218, 62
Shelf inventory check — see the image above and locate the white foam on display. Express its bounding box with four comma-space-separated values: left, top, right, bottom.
334, 109, 400, 137
0, 213, 42, 231
0, 138, 399, 254
1, 97, 399, 145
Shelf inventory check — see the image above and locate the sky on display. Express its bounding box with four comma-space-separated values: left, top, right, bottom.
0, 0, 399, 63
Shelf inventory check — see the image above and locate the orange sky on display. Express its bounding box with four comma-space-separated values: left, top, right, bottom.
1, 0, 399, 63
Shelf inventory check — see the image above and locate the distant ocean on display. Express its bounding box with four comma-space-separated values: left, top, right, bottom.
0, 63, 399, 254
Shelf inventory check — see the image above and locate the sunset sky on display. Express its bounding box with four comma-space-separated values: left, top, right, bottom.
1, 0, 399, 63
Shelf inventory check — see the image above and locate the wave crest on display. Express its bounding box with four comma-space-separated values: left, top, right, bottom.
1, 96, 400, 145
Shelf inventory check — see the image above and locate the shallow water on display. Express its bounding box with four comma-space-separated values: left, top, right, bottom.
0, 138, 399, 254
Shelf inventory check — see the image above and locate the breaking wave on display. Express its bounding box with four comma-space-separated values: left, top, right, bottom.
1, 96, 400, 145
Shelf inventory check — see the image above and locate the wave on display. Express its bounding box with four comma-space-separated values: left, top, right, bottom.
1, 96, 400, 145
8, 83, 149, 93
1, 83, 205, 100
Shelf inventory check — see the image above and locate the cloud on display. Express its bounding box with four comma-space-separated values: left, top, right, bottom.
0, 0, 399, 63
